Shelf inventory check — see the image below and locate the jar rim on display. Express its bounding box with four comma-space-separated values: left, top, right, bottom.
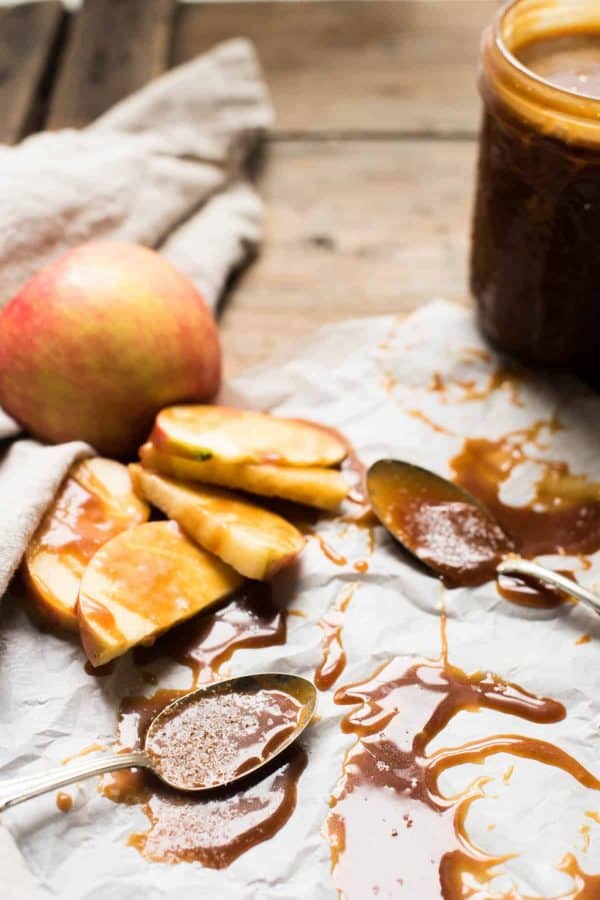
481, 0, 600, 146
493, 0, 600, 102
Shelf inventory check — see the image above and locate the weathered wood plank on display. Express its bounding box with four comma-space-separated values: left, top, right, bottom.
219, 138, 476, 378
171, 0, 495, 137
0, 1, 65, 144
47, 0, 176, 129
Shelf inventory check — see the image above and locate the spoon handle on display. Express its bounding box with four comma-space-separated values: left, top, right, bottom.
497, 557, 600, 616
0, 750, 147, 813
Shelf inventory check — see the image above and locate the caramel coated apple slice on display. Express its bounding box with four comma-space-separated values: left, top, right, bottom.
24, 458, 149, 631
140, 443, 349, 511
129, 465, 304, 580
78, 521, 242, 668
151, 405, 347, 467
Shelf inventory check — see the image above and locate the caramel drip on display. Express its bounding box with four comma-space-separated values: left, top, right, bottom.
56, 791, 73, 813
100, 584, 305, 867
408, 409, 454, 436
311, 535, 347, 567
62, 743, 107, 765
326, 615, 600, 898
315, 584, 357, 691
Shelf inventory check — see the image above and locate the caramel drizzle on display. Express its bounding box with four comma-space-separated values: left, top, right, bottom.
326, 615, 600, 898
314, 584, 357, 692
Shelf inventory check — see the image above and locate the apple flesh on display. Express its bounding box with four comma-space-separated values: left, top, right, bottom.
24, 458, 149, 631
140, 443, 349, 510
151, 405, 348, 467
129, 464, 305, 580
0, 242, 221, 458
78, 521, 242, 667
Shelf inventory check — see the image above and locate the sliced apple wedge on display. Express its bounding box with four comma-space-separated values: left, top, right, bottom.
150, 405, 347, 467
78, 521, 242, 668
24, 458, 149, 631
129, 465, 304, 580
140, 443, 349, 511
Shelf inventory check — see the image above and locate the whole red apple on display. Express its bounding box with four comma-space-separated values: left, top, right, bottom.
0, 242, 221, 458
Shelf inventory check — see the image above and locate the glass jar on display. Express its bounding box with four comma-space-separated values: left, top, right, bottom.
471, 0, 600, 381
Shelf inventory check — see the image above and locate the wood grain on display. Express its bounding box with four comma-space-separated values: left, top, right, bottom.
47, 0, 176, 129
0, 1, 65, 144
171, 0, 495, 137
219, 138, 476, 378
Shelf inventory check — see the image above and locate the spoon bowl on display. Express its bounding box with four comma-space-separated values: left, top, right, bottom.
367, 458, 511, 586
367, 458, 600, 614
0, 673, 316, 813
144, 673, 316, 791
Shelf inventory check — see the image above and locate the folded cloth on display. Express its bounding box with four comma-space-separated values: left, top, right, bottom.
0, 38, 272, 598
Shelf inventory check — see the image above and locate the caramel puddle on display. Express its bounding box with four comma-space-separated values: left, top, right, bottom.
326, 615, 600, 898
451, 421, 600, 608
451, 421, 600, 559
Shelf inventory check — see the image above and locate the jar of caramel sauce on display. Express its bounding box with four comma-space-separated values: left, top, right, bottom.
471, 0, 600, 381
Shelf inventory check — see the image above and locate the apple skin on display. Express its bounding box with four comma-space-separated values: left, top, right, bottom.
0, 242, 221, 458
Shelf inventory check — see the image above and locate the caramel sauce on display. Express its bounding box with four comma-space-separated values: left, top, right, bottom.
56, 791, 73, 813
353, 560, 368, 574
326, 616, 600, 898
101, 584, 306, 866
429, 372, 445, 392
454, 368, 523, 406
133, 583, 286, 685
62, 743, 107, 765
579, 822, 592, 852
408, 409, 454, 436
450, 421, 600, 604
312, 535, 347, 567
576, 633, 592, 646
558, 854, 600, 898
315, 585, 357, 692
496, 571, 575, 610
125, 747, 307, 868
84, 660, 116, 678
36, 479, 120, 563
452, 422, 600, 557
424, 365, 521, 407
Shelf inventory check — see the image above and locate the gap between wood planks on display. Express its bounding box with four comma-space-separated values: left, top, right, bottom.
270, 130, 479, 142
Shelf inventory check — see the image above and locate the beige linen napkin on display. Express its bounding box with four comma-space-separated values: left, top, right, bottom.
0, 37, 272, 599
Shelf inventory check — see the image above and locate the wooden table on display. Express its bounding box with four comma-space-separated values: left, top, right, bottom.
0, 0, 497, 379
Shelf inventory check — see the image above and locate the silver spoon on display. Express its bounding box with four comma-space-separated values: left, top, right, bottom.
367, 459, 600, 615
0, 673, 316, 813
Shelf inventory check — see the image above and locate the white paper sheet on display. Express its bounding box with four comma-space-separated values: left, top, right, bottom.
3, 300, 600, 899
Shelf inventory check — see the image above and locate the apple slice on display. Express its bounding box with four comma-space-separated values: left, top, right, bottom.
78, 521, 242, 668
150, 405, 347, 467
129, 465, 304, 580
24, 458, 149, 631
140, 443, 349, 511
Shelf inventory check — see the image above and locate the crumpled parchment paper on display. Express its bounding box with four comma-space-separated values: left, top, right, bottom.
3, 300, 600, 899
